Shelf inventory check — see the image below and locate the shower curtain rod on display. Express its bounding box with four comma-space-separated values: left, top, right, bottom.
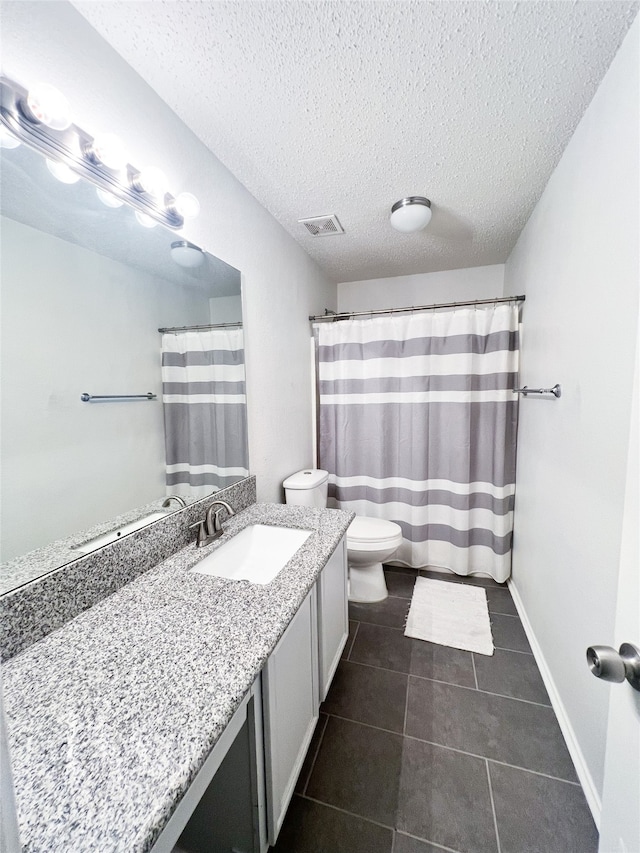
158, 321, 243, 333
309, 294, 525, 322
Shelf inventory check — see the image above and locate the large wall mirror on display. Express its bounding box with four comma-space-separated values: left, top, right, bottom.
0, 141, 249, 593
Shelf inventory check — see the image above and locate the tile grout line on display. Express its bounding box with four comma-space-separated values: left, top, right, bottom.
348, 611, 522, 630
402, 666, 411, 736
300, 714, 329, 797
322, 711, 580, 786
403, 729, 582, 786
323, 710, 407, 739
493, 644, 534, 655
342, 658, 551, 707
485, 759, 502, 853
345, 620, 360, 660
299, 792, 463, 853
471, 652, 479, 690
298, 793, 395, 832
395, 829, 464, 853
351, 614, 530, 640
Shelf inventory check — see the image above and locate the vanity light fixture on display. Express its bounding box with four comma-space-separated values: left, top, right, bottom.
46, 158, 81, 184
170, 192, 201, 220
22, 82, 72, 131
0, 125, 20, 148
0, 75, 200, 230
84, 132, 128, 171
96, 188, 124, 208
390, 196, 432, 233
135, 211, 158, 228
131, 165, 169, 198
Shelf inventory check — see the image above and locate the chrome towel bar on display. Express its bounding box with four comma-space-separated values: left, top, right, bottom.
513, 384, 561, 398
80, 392, 157, 402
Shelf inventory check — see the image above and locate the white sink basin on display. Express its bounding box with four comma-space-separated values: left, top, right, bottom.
190, 524, 313, 584
72, 511, 170, 554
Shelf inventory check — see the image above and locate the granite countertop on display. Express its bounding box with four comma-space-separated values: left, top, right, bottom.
0, 497, 186, 595
2, 502, 353, 853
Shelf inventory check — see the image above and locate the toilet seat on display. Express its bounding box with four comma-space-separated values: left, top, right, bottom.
347, 516, 403, 551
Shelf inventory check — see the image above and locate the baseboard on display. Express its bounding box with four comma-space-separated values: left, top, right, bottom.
507, 578, 602, 829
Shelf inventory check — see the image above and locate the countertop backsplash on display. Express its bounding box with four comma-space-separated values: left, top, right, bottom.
0, 476, 257, 661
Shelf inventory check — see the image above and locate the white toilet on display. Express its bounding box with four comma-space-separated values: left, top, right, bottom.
283, 469, 403, 603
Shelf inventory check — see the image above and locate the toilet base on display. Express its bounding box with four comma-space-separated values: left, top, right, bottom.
348, 561, 388, 603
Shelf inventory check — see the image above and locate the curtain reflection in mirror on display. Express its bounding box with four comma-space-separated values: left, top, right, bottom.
162, 327, 249, 498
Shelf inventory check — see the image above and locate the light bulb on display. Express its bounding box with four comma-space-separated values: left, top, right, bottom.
0, 126, 21, 149
24, 83, 72, 131
46, 158, 80, 184
133, 166, 168, 198
172, 192, 200, 219
135, 211, 158, 228
96, 188, 124, 208
87, 133, 128, 170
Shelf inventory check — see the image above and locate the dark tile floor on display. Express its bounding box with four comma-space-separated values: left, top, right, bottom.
272, 567, 598, 853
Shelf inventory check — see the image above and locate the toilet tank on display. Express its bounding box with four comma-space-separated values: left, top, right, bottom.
283, 469, 329, 507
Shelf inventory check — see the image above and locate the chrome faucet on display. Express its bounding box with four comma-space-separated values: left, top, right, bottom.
162, 495, 187, 509
205, 500, 236, 539
189, 499, 236, 548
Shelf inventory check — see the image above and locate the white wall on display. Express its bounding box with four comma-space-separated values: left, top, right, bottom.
1, 0, 335, 504
503, 17, 639, 816
0, 216, 211, 561
337, 264, 504, 312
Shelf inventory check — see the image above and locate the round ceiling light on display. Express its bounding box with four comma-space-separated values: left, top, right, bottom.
171, 240, 205, 268
390, 196, 432, 233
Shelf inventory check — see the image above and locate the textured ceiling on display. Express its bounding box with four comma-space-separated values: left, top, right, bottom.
72, 0, 638, 283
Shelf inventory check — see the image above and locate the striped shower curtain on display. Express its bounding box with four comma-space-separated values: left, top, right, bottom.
161, 327, 249, 499
314, 304, 520, 582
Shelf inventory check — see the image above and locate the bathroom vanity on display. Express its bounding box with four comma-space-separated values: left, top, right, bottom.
1, 489, 353, 852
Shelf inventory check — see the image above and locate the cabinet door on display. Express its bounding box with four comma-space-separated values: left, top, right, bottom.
263, 587, 318, 845
317, 536, 348, 701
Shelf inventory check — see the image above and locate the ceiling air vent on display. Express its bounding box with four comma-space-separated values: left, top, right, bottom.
299, 214, 344, 237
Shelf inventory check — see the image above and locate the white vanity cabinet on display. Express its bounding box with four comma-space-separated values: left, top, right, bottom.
262, 534, 348, 845
316, 535, 349, 701
262, 586, 319, 844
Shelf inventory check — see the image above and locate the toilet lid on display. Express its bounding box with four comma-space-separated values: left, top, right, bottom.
347, 516, 402, 544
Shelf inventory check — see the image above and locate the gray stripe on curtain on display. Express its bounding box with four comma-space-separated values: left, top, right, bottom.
166, 471, 243, 488
316, 330, 519, 360
395, 521, 513, 555
162, 350, 244, 367
319, 401, 519, 486
164, 402, 248, 467
163, 381, 247, 395
328, 483, 515, 515
319, 372, 517, 393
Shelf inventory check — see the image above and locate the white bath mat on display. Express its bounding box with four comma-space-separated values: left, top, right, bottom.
404, 577, 494, 656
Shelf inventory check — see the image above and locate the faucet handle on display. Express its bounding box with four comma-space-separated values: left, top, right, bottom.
189, 519, 208, 547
